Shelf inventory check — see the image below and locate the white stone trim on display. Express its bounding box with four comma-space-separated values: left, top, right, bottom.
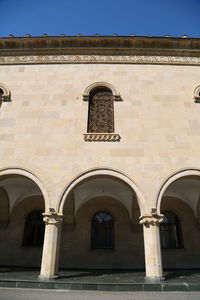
156, 168, 200, 214
1, 55, 200, 65
83, 133, 121, 142
57, 168, 148, 216
83, 82, 122, 101
0, 167, 50, 212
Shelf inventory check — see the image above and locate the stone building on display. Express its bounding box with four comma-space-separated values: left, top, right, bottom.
0, 35, 200, 281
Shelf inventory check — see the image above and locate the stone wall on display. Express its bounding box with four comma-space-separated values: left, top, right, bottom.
1, 59, 200, 271
1, 63, 200, 210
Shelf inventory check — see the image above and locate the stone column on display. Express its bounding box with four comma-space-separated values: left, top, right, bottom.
39, 213, 63, 281
139, 214, 164, 281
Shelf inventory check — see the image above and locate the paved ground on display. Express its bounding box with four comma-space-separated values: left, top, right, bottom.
0, 267, 200, 284
1, 288, 200, 300
0, 268, 200, 292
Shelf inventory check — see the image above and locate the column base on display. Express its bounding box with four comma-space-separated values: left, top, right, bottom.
145, 276, 165, 283
38, 274, 59, 281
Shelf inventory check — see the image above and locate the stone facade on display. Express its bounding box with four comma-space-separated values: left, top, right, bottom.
0, 36, 200, 280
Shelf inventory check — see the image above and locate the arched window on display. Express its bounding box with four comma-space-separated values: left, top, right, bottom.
88, 87, 114, 133
0, 83, 11, 102
160, 211, 182, 249
91, 211, 114, 249
23, 210, 45, 247
194, 85, 200, 103
83, 82, 121, 141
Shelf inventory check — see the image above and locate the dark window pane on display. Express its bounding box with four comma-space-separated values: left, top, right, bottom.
91, 211, 114, 249
160, 211, 182, 249
23, 210, 45, 247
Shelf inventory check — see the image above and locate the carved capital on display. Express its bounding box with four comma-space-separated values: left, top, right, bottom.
139, 214, 164, 226
43, 213, 63, 226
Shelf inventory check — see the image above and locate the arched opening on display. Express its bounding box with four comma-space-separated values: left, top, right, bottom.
0, 172, 47, 268
158, 172, 200, 269
59, 170, 145, 270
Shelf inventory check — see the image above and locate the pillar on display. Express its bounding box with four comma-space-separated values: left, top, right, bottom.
39, 213, 63, 280
140, 214, 163, 281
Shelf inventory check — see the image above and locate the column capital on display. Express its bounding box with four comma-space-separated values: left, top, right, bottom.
43, 213, 63, 225
139, 214, 163, 226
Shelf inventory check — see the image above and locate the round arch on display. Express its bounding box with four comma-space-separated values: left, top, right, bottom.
194, 84, 200, 100
57, 168, 147, 215
0, 167, 50, 212
11, 195, 45, 217
156, 168, 200, 214
0, 82, 11, 101
83, 82, 122, 101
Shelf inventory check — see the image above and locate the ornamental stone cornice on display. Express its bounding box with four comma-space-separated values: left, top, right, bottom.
1, 54, 200, 66
1, 36, 200, 65
139, 214, 164, 226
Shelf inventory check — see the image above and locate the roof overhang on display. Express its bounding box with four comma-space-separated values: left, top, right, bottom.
1, 35, 200, 57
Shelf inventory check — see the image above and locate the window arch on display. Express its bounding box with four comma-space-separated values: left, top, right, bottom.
91, 211, 114, 249
88, 87, 114, 133
193, 85, 200, 103
22, 210, 45, 247
0, 83, 11, 102
83, 82, 121, 141
160, 211, 183, 249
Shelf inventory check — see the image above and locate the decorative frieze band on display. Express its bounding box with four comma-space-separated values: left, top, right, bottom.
139, 214, 164, 226
83, 133, 121, 142
1, 55, 200, 65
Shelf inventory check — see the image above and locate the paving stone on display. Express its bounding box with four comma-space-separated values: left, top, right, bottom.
0, 268, 200, 292
143, 284, 162, 291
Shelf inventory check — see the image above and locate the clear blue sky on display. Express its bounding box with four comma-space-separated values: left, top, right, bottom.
1, 0, 200, 37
